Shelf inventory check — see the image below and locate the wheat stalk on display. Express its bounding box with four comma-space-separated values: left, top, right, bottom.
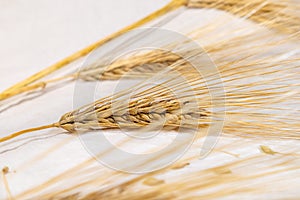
1, 0, 298, 101
1, 38, 299, 142
1, 21, 299, 142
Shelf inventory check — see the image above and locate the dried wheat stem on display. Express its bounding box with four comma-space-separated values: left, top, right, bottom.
0, 74, 77, 101
0, 123, 59, 143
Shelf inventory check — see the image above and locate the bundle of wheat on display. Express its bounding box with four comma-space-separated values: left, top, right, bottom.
1, 1, 299, 199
